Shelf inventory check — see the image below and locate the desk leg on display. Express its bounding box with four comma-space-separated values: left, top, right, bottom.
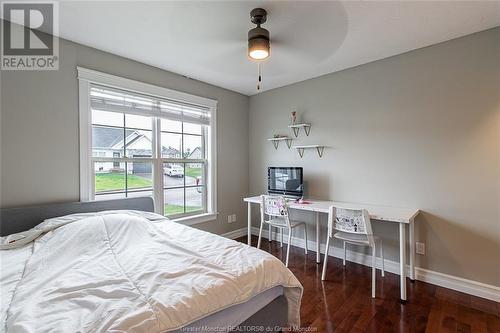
316, 212, 321, 264
247, 202, 252, 246
409, 220, 415, 281
399, 223, 407, 302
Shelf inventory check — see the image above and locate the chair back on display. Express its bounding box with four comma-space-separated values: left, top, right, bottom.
261, 195, 291, 227
328, 206, 374, 243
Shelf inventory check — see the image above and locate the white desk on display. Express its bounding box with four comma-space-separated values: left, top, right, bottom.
244, 195, 420, 302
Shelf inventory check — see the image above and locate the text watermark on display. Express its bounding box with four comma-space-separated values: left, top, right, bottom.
1, 1, 59, 70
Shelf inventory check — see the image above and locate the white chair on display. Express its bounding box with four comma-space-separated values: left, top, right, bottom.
257, 195, 308, 267
321, 206, 385, 298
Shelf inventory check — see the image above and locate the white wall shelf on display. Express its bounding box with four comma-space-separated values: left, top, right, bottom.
293, 145, 325, 158
288, 123, 311, 137
268, 137, 293, 149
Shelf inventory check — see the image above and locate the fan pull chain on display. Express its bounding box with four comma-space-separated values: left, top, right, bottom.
257, 63, 262, 91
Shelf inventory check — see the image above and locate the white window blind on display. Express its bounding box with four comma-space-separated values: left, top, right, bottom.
90, 85, 211, 125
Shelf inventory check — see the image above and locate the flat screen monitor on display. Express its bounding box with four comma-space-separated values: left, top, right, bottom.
267, 167, 303, 197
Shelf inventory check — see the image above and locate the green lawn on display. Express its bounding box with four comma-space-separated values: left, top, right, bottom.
96, 172, 203, 217
164, 204, 202, 216
185, 166, 202, 178
95, 173, 152, 192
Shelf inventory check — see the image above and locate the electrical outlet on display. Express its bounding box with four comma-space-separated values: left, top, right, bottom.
227, 215, 232, 223
231, 214, 237, 222
416, 242, 425, 255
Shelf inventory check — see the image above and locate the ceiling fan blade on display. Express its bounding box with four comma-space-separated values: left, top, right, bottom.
202, 47, 254, 76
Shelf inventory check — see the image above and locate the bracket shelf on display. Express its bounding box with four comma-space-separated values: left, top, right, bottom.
293, 145, 325, 158
288, 123, 311, 137
267, 137, 293, 149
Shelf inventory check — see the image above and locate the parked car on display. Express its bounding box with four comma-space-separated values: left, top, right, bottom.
164, 164, 184, 177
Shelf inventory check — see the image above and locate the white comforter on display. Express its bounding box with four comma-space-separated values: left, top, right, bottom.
0, 211, 302, 332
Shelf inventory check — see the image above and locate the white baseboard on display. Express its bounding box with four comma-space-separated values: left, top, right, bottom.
220, 227, 248, 240
414, 268, 500, 302
220, 226, 500, 302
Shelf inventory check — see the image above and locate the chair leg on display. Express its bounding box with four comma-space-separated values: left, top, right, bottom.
380, 239, 385, 277
268, 225, 272, 242
285, 227, 292, 267
321, 236, 331, 280
303, 225, 308, 254
343, 241, 347, 266
257, 220, 264, 249
372, 245, 376, 298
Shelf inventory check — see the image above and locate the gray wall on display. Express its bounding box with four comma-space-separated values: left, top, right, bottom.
249, 28, 500, 286
0, 33, 249, 236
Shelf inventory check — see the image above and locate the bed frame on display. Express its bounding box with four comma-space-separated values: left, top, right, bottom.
0, 197, 288, 332
0, 197, 154, 237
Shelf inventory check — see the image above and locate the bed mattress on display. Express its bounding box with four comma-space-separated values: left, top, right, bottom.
1, 211, 301, 332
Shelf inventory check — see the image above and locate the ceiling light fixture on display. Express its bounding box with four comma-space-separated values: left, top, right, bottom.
248, 8, 270, 91
248, 8, 270, 60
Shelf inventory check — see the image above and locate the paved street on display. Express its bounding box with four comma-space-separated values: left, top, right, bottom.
95, 174, 202, 210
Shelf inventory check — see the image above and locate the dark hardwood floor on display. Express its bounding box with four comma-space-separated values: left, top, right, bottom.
238, 236, 500, 333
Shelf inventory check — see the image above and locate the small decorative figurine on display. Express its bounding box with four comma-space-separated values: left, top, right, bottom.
291, 111, 297, 125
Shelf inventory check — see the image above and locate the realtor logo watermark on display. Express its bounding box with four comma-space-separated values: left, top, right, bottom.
1, 1, 59, 70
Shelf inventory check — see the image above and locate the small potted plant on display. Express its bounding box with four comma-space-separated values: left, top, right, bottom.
291, 111, 297, 125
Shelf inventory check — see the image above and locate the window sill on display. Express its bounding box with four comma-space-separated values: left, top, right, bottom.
173, 212, 218, 226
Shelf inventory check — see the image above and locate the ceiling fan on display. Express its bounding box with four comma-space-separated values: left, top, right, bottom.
197, 3, 344, 94
247, 8, 270, 91
248, 8, 270, 61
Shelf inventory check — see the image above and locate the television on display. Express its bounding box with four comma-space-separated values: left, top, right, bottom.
268, 167, 303, 198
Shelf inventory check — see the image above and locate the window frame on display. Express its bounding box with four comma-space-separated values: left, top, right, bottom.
78, 67, 218, 225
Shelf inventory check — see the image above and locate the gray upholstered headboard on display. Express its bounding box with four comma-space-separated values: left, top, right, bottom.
0, 197, 155, 237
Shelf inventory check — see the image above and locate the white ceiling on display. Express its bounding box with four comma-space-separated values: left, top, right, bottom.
14, 1, 500, 95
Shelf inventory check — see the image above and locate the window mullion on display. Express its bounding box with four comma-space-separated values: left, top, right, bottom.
202, 126, 207, 212
90, 161, 96, 200
122, 113, 126, 156
181, 120, 185, 214
153, 117, 163, 215
92, 157, 155, 163
181, 121, 184, 159
183, 163, 187, 214
123, 114, 128, 197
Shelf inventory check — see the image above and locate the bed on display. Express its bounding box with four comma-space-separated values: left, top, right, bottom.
0, 197, 302, 332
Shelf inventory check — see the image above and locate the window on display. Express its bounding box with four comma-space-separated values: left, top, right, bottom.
91, 108, 154, 202
112, 152, 120, 168
78, 68, 217, 223
162, 120, 205, 216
